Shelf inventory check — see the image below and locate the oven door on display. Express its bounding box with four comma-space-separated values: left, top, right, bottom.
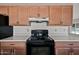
27, 43, 54, 55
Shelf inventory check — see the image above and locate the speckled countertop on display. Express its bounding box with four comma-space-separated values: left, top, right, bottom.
0, 34, 79, 42
0, 36, 30, 42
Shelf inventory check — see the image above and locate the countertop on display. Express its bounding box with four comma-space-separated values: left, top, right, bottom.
0, 36, 30, 42
0, 34, 79, 42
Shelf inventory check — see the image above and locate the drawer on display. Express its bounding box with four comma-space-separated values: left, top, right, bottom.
72, 42, 79, 48
1, 42, 26, 49
55, 41, 73, 48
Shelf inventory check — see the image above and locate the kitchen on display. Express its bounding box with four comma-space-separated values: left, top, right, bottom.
0, 3, 79, 55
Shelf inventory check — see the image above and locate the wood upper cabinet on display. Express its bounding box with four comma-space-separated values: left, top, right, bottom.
18, 7, 28, 25
9, 6, 29, 26
62, 5, 72, 26
8, 5, 72, 26
28, 6, 39, 17
9, 6, 18, 26
49, 6, 62, 25
49, 5, 72, 26
39, 6, 49, 17
28, 6, 48, 17
0, 6, 9, 15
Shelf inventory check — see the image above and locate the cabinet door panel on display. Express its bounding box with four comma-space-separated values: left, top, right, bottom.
15, 49, 26, 55
39, 6, 48, 17
62, 6, 72, 25
1, 41, 26, 55
73, 42, 79, 55
55, 41, 72, 48
56, 48, 70, 55
49, 6, 62, 25
73, 48, 79, 55
0, 6, 8, 15
18, 7, 28, 25
9, 6, 18, 26
55, 41, 73, 55
1, 48, 15, 55
28, 6, 38, 17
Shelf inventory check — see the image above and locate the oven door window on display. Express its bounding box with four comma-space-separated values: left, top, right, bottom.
31, 47, 50, 55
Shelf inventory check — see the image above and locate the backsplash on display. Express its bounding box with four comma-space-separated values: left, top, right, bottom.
48, 26, 69, 37
13, 26, 69, 37
13, 26, 30, 36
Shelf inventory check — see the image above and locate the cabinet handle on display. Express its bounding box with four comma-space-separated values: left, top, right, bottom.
37, 13, 40, 17
60, 21, 63, 24
68, 43, 74, 55
10, 48, 15, 55
10, 44, 15, 45
16, 21, 19, 24
68, 43, 73, 45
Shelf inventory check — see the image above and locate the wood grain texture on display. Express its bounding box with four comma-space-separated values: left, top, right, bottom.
9, 6, 18, 26
49, 6, 62, 25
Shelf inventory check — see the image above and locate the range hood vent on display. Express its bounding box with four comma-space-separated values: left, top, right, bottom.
29, 17, 49, 22
29, 17, 49, 26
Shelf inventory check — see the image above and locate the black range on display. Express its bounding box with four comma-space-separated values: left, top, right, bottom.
27, 30, 55, 55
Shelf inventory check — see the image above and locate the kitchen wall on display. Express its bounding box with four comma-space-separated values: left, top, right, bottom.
73, 3, 79, 24
13, 26, 30, 36
0, 3, 75, 37
73, 3, 79, 20
13, 3, 74, 37
13, 26, 69, 37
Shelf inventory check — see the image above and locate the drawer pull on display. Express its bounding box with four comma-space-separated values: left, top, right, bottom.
68, 44, 73, 45
10, 44, 15, 45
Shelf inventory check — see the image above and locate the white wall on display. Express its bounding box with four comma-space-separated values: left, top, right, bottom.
13, 26, 69, 37
48, 26, 69, 37
13, 26, 30, 36
73, 3, 79, 19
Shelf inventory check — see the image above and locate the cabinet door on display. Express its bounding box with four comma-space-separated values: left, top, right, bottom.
14, 42, 26, 55
18, 7, 28, 25
73, 42, 79, 55
0, 6, 9, 15
28, 6, 38, 17
1, 41, 26, 55
62, 5, 72, 25
55, 41, 73, 55
1, 48, 15, 55
49, 6, 62, 25
15, 49, 26, 55
73, 48, 79, 55
1, 42, 15, 55
9, 6, 18, 26
56, 48, 70, 55
39, 6, 48, 17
